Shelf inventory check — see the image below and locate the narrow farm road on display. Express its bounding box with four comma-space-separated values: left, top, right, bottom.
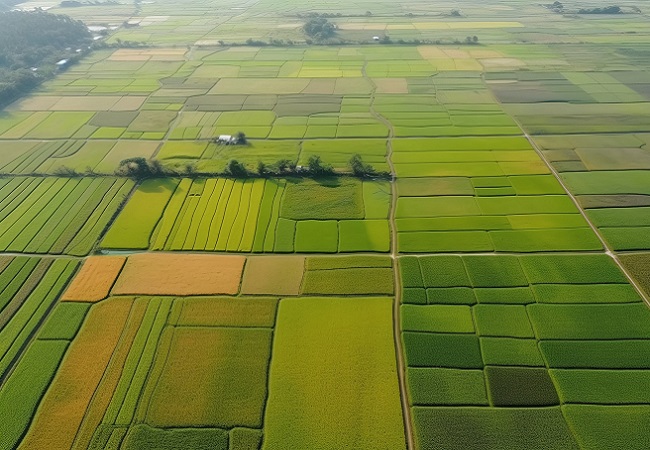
510, 115, 650, 307
363, 62, 415, 450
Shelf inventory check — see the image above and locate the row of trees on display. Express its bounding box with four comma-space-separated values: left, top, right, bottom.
112, 155, 385, 180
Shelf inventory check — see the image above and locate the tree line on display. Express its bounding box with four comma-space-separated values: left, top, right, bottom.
108, 154, 388, 180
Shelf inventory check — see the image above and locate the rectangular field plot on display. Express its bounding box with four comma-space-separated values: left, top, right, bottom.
102, 177, 390, 253
0, 177, 134, 255
263, 297, 405, 449
394, 178, 599, 253
400, 254, 650, 449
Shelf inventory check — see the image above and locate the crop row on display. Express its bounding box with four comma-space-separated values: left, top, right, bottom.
0, 177, 133, 255
102, 177, 390, 253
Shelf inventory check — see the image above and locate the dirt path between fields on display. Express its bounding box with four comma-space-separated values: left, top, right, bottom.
364, 62, 415, 450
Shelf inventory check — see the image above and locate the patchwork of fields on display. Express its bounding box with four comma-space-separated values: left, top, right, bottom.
101, 177, 390, 253
400, 254, 650, 449
2, 0, 650, 448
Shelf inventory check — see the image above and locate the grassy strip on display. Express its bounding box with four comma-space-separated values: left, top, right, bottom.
0, 179, 40, 222
540, 340, 650, 369
115, 298, 172, 425
263, 180, 285, 252
226, 179, 255, 251
102, 299, 161, 426
206, 179, 234, 250
38, 302, 91, 340
302, 267, 394, 295
0, 178, 64, 250
412, 407, 578, 450
121, 425, 228, 450
169, 181, 204, 250
216, 180, 244, 251
183, 179, 215, 249
0, 178, 49, 224
150, 178, 190, 250
194, 179, 226, 250
239, 179, 266, 252
252, 180, 279, 252
306, 255, 392, 270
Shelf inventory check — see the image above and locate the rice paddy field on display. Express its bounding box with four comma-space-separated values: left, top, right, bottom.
2, 0, 650, 448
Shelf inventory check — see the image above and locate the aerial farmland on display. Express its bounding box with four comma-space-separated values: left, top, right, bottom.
0, 0, 650, 449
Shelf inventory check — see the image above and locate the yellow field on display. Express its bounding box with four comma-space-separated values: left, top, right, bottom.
62, 256, 126, 302
112, 254, 246, 296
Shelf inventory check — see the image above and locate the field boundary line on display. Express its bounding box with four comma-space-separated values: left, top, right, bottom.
509, 115, 650, 307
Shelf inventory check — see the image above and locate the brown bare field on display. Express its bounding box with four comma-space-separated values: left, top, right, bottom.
18, 298, 134, 450
241, 256, 305, 295
112, 254, 246, 296
62, 256, 126, 302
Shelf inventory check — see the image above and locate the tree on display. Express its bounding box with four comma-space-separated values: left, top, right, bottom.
184, 162, 197, 176
450, 9, 461, 17
257, 161, 269, 177
307, 155, 334, 176
224, 159, 248, 177
235, 131, 248, 145
116, 157, 152, 178
349, 154, 376, 177
275, 159, 290, 174
303, 17, 336, 41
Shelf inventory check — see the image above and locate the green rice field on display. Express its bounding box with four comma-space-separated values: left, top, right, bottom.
1, 0, 650, 448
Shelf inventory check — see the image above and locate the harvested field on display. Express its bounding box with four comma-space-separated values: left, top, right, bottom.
61, 256, 126, 302
112, 254, 245, 296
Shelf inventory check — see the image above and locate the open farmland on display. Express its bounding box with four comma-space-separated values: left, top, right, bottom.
400, 254, 650, 449
2, 0, 650, 448
101, 177, 390, 253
